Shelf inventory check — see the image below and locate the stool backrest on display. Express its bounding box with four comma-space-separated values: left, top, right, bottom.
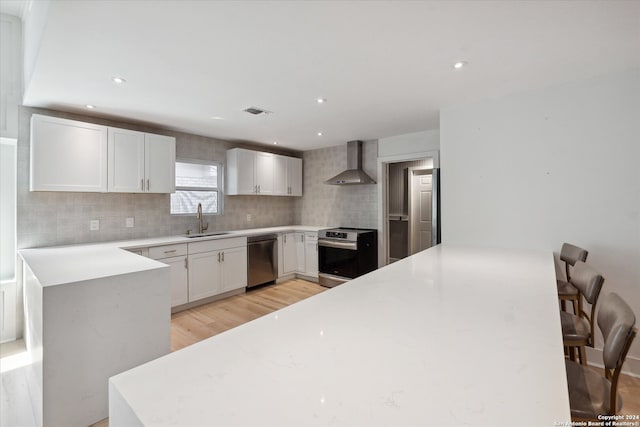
598, 292, 636, 370
596, 292, 637, 415
571, 261, 603, 305
560, 243, 588, 281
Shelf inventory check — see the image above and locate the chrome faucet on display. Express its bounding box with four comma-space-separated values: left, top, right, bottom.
196, 203, 208, 234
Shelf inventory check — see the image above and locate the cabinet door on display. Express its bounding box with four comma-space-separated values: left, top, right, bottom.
235, 149, 257, 194
188, 251, 222, 301
287, 157, 303, 196
282, 233, 297, 275
220, 246, 247, 292
295, 232, 305, 273
30, 114, 108, 192
273, 155, 288, 195
108, 127, 145, 192
304, 234, 318, 277
162, 255, 189, 307
145, 133, 176, 193
255, 151, 274, 195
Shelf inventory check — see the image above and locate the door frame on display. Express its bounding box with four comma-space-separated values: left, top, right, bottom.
376, 150, 439, 267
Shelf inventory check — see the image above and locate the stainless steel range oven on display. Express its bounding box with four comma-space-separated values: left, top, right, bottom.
318, 228, 378, 287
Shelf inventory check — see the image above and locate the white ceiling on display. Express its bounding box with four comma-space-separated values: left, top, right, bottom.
9, 0, 640, 151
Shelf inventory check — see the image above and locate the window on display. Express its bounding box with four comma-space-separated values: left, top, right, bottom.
170, 160, 223, 215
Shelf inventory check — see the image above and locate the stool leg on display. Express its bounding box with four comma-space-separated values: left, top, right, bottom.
579, 346, 587, 366
561, 300, 567, 311
571, 299, 579, 315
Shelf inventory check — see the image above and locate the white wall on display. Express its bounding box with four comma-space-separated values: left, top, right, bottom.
0, 13, 22, 138
378, 129, 439, 158
440, 69, 640, 374
0, 138, 16, 280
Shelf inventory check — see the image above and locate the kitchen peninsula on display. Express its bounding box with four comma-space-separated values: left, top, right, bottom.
109, 245, 571, 426
19, 225, 325, 427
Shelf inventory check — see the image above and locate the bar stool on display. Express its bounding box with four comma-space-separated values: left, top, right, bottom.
557, 243, 588, 314
561, 261, 604, 365
565, 292, 636, 420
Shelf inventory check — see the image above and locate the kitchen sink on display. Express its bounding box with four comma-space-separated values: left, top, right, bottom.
185, 232, 230, 238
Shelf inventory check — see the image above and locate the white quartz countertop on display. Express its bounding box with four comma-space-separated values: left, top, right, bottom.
19, 225, 326, 287
109, 245, 571, 426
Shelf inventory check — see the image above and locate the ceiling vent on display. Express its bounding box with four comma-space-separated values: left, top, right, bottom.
243, 106, 271, 115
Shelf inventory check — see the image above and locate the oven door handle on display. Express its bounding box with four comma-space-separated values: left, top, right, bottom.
318, 239, 357, 250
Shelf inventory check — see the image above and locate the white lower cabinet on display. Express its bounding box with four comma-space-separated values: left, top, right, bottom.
219, 246, 248, 292
188, 251, 223, 301
304, 232, 318, 278
147, 244, 188, 307
295, 232, 305, 273
280, 231, 318, 280
187, 237, 248, 302
146, 238, 247, 309
281, 232, 300, 276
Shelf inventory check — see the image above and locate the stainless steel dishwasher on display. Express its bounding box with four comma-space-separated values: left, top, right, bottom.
247, 234, 278, 288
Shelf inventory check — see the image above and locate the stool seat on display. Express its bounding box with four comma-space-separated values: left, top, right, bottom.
561, 310, 590, 341
557, 280, 579, 297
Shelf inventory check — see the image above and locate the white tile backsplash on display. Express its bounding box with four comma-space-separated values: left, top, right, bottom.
295, 141, 378, 229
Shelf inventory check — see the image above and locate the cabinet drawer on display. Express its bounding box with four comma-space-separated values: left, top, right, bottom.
148, 243, 188, 260
188, 236, 247, 254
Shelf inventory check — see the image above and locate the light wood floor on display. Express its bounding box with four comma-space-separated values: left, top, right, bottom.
171, 278, 326, 351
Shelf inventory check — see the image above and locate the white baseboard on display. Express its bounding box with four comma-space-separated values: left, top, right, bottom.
586, 346, 640, 378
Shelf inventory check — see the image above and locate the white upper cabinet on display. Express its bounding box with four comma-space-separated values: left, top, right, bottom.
144, 133, 176, 193
227, 148, 302, 196
273, 155, 288, 195
254, 151, 274, 195
30, 114, 175, 193
287, 157, 302, 196
30, 114, 108, 192
273, 155, 302, 196
226, 148, 256, 195
108, 128, 145, 192
108, 128, 175, 193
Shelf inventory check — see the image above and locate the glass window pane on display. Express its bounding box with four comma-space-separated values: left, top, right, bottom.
175, 162, 217, 189
170, 190, 218, 214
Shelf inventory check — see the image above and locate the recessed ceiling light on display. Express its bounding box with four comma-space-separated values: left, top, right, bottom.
316, 98, 326, 104
85, 104, 96, 109
273, 141, 278, 145
453, 61, 467, 69
317, 132, 323, 136
112, 76, 126, 84
211, 116, 224, 120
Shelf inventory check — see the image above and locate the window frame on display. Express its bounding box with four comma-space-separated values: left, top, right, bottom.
170, 158, 224, 216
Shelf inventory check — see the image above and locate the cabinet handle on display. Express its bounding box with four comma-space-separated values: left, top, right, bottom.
284, 235, 287, 243
218, 252, 221, 262
254, 185, 257, 194
258, 184, 261, 193
147, 179, 150, 191
141, 179, 144, 190
184, 257, 188, 269
164, 249, 177, 254
221, 251, 225, 262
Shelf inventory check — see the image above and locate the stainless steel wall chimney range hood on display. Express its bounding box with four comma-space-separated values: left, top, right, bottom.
324, 141, 376, 185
